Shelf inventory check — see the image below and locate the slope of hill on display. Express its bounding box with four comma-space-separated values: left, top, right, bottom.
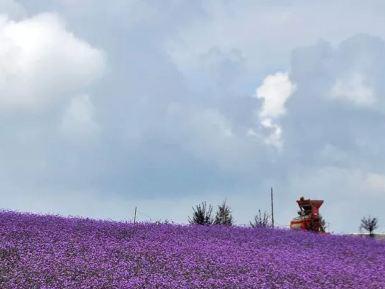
0, 211, 384, 289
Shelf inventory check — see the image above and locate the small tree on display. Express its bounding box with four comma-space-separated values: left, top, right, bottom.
250, 210, 271, 228
319, 215, 327, 232
214, 201, 233, 226
360, 216, 378, 237
189, 202, 214, 225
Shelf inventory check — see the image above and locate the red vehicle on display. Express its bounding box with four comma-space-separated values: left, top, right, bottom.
290, 197, 325, 232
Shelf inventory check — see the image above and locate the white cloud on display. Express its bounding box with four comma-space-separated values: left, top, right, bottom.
0, 13, 105, 111
166, 104, 260, 171
256, 72, 295, 118
183, 108, 236, 161
365, 172, 385, 193
331, 73, 375, 106
260, 118, 283, 148
255, 72, 295, 148
167, 1, 385, 79
60, 94, 99, 141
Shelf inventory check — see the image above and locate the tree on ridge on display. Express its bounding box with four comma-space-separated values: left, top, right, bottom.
250, 210, 271, 228
360, 216, 378, 237
214, 201, 233, 226
189, 202, 214, 225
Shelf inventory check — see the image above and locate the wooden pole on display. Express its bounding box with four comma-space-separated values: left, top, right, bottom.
271, 187, 274, 228
134, 206, 137, 224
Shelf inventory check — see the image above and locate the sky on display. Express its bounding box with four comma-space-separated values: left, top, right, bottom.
0, 0, 384, 233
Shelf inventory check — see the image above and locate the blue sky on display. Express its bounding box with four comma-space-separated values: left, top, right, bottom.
0, 0, 384, 233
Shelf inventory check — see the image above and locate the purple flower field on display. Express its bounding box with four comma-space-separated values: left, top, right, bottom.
0, 211, 384, 289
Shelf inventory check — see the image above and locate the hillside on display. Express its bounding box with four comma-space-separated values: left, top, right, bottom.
0, 211, 384, 289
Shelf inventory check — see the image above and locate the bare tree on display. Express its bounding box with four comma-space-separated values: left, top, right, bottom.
250, 210, 271, 228
214, 201, 233, 226
189, 202, 214, 225
360, 216, 378, 237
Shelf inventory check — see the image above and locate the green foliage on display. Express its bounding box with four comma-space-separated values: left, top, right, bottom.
214, 201, 233, 226
189, 202, 214, 225
319, 215, 326, 232
250, 210, 271, 228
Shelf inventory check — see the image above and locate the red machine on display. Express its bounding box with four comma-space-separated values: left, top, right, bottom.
290, 197, 325, 232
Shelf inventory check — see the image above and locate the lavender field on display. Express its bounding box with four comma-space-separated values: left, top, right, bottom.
0, 211, 384, 289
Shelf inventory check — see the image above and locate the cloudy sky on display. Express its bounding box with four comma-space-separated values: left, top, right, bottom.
0, 0, 385, 233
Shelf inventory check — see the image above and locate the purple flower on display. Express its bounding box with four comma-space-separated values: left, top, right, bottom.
0, 211, 383, 288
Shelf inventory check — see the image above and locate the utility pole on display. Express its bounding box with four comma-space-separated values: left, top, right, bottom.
271, 187, 275, 228
134, 206, 137, 224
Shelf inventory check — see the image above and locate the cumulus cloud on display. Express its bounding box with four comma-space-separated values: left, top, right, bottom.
287, 35, 385, 156
166, 104, 242, 170
255, 72, 295, 148
259, 118, 283, 149
256, 72, 295, 118
331, 73, 375, 106
167, 1, 385, 81
60, 94, 99, 142
184, 108, 238, 167
0, 13, 104, 112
